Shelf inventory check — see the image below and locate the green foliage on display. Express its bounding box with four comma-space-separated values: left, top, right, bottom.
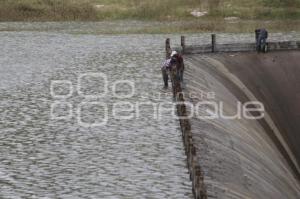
0, 0, 299, 21
0, 0, 97, 21
262, 0, 300, 7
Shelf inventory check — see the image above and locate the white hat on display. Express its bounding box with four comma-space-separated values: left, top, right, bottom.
171, 51, 177, 57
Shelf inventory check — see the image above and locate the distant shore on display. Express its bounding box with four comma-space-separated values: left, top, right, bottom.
0, 0, 300, 33
1, 20, 300, 34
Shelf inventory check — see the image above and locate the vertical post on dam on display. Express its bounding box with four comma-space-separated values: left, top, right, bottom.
166, 37, 207, 199
181, 36, 186, 54
166, 38, 171, 59
255, 29, 260, 44
211, 34, 216, 53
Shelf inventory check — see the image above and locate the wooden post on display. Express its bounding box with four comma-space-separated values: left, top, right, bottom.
211, 34, 216, 53
166, 38, 171, 59
195, 166, 202, 199
181, 36, 185, 53
255, 29, 260, 43
167, 37, 207, 199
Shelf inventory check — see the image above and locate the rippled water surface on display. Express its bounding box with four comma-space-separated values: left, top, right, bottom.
0, 22, 299, 199
0, 27, 195, 199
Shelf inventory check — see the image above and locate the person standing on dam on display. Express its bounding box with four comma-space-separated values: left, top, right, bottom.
161, 50, 185, 89
255, 28, 268, 52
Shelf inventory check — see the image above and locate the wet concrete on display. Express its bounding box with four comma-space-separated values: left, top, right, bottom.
215, 51, 300, 175
184, 51, 300, 198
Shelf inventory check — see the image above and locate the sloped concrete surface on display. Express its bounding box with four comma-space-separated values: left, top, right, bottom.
184, 51, 300, 198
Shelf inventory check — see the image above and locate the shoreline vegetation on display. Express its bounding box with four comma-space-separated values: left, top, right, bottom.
0, 0, 300, 33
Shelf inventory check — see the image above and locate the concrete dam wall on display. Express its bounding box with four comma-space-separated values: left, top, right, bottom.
183, 51, 300, 198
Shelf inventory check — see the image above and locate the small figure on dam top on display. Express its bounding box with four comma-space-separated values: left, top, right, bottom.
255, 28, 268, 53
161, 51, 185, 89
